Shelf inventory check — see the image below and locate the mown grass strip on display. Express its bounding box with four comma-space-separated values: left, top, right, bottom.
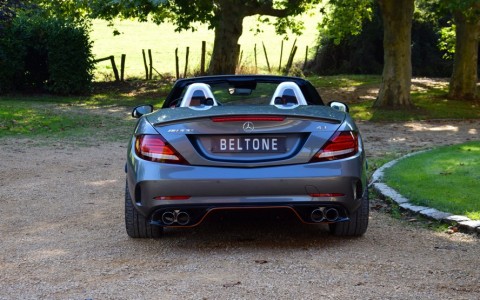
383, 142, 480, 220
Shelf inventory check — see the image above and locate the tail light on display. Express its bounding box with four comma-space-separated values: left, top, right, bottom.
135, 135, 188, 165
310, 131, 358, 162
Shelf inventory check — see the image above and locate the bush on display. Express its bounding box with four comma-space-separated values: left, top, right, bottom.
0, 12, 94, 94
0, 25, 26, 93
46, 20, 94, 94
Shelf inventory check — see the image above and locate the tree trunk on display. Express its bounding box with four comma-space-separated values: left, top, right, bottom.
208, 3, 245, 75
448, 12, 480, 100
374, 0, 414, 108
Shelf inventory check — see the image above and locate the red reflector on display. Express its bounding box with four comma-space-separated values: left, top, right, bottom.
154, 196, 191, 201
211, 116, 285, 122
309, 193, 345, 197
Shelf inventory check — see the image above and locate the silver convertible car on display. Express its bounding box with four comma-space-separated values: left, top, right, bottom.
125, 75, 368, 238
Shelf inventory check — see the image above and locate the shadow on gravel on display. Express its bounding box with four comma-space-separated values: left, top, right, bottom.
139, 209, 362, 250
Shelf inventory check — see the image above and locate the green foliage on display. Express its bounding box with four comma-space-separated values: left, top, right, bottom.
85, 0, 322, 39
0, 11, 94, 94
319, 0, 374, 44
46, 21, 94, 94
418, 0, 480, 58
438, 24, 456, 60
87, 0, 170, 24
312, 5, 383, 75
434, 0, 480, 20
384, 142, 480, 220
0, 20, 27, 92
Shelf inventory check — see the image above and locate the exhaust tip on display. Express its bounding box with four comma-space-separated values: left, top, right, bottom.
325, 208, 339, 222
310, 208, 325, 223
176, 211, 190, 226
161, 211, 175, 225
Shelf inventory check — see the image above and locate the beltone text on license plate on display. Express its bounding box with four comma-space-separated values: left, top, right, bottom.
212, 136, 286, 153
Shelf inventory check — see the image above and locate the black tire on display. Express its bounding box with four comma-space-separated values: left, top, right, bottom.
329, 189, 369, 237
125, 180, 163, 238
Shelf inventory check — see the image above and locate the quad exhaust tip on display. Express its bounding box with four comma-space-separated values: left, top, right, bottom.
310, 207, 340, 223
161, 210, 190, 226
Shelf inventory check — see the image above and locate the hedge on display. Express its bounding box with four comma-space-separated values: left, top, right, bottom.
0, 13, 94, 94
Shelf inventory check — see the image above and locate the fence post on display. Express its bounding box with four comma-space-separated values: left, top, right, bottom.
285, 46, 297, 75
289, 38, 297, 62
262, 42, 271, 73
175, 48, 180, 79
303, 46, 308, 71
184, 47, 190, 78
110, 56, 120, 82
142, 49, 149, 80
200, 41, 206, 76
254, 44, 257, 73
120, 54, 126, 81
148, 49, 153, 80
278, 40, 284, 72
238, 50, 243, 68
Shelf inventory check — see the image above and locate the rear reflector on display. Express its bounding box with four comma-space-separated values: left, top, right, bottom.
311, 131, 358, 162
211, 116, 285, 122
309, 193, 345, 197
135, 135, 188, 165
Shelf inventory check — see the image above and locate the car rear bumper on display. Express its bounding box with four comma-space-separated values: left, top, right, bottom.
126, 154, 367, 227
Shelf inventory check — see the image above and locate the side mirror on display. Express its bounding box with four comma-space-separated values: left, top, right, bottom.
132, 105, 154, 118
328, 101, 349, 113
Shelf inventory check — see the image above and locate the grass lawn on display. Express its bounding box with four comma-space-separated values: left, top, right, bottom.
383, 142, 480, 220
0, 96, 133, 144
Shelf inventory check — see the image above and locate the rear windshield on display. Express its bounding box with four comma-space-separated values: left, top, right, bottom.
170, 81, 315, 108
208, 82, 277, 106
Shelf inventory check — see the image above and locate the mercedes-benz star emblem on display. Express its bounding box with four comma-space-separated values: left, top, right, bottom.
242, 121, 254, 133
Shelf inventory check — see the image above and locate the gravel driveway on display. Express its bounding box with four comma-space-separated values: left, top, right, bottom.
1, 119, 479, 299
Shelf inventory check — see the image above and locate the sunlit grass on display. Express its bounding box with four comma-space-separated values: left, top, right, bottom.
383, 142, 480, 220
0, 98, 133, 141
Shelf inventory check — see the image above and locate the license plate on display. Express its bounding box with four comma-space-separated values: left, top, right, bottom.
211, 136, 287, 153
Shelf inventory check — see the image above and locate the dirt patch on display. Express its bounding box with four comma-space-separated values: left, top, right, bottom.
360, 119, 479, 158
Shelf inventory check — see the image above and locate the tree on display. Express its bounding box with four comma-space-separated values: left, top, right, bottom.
447, 1, 480, 100
320, 0, 414, 108
200, 0, 317, 74
420, 0, 480, 100
0, 0, 27, 28
374, 0, 414, 107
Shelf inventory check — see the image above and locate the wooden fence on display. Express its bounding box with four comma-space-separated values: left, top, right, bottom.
93, 40, 314, 81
